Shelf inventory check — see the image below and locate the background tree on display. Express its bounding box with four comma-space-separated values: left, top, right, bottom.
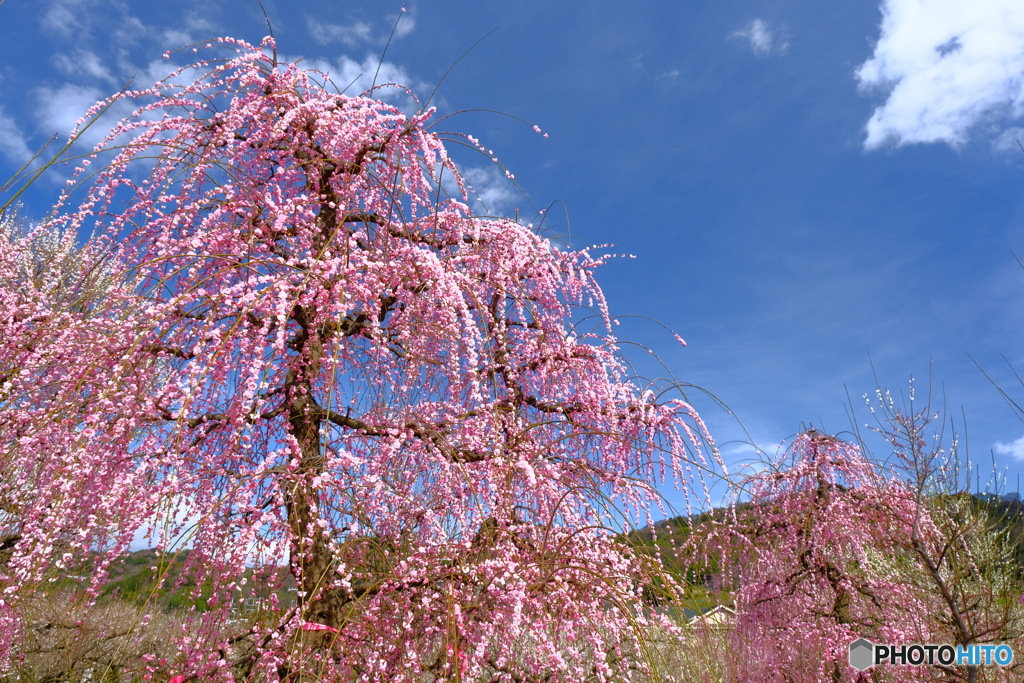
0, 38, 720, 682
863, 386, 1024, 683
680, 383, 1024, 683
686, 430, 938, 682
0, 203, 130, 669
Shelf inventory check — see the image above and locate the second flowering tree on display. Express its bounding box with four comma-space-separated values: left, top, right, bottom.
688, 430, 939, 682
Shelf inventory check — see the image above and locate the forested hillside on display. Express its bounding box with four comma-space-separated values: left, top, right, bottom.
628, 492, 1024, 603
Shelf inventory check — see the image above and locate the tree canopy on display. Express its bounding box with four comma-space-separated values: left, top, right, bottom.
0, 38, 720, 682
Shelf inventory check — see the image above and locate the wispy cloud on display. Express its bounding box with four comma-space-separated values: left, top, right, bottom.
307, 18, 373, 46
432, 162, 518, 219
730, 19, 788, 57
993, 127, 1024, 153
31, 81, 151, 154
291, 54, 423, 105
995, 436, 1024, 461
34, 84, 106, 139
42, 0, 101, 38
52, 48, 116, 84
391, 6, 416, 38
461, 165, 517, 218
0, 108, 34, 166
161, 12, 218, 48
856, 0, 1024, 149
41, 0, 146, 44
307, 9, 413, 46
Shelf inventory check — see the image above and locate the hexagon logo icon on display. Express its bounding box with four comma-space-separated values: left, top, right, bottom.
849, 638, 874, 671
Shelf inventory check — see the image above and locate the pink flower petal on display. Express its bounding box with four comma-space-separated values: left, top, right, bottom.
299, 621, 339, 633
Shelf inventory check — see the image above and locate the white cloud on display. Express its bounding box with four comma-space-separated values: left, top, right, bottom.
31, 82, 157, 163
432, 162, 517, 218
308, 18, 373, 46
42, 0, 166, 51
993, 126, 1024, 153
32, 54, 202, 150
115, 14, 147, 44
290, 53, 423, 105
134, 57, 202, 91
42, 0, 101, 37
392, 7, 415, 38
305, 10, 413, 46
462, 165, 517, 218
161, 28, 194, 49
52, 48, 116, 84
34, 84, 106, 141
162, 13, 217, 49
857, 0, 1024, 149
730, 19, 788, 57
722, 443, 768, 460
0, 108, 34, 166
994, 435, 1024, 460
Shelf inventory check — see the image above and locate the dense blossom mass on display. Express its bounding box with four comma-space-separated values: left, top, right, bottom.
0, 38, 720, 681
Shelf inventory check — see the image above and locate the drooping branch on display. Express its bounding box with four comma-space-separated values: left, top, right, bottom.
320, 406, 490, 464
141, 343, 195, 360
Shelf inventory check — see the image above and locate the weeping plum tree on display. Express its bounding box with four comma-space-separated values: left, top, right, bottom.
0, 38, 720, 681
688, 430, 939, 683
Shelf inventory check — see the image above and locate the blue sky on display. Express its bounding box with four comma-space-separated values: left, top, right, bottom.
3, 0, 1024, 509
